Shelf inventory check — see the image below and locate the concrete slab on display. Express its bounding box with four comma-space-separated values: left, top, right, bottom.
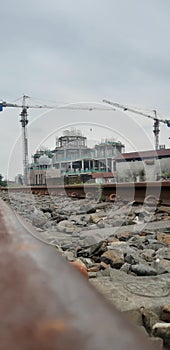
91, 270, 170, 324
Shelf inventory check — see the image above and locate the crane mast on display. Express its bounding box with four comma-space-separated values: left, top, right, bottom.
153, 110, 160, 151
20, 95, 29, 185
103, 99, 170, 151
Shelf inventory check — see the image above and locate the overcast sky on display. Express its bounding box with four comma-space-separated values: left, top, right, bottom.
1, 0, 170, 179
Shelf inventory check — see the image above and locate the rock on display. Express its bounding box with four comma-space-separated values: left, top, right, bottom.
158, 206, 170, 214
101, 249, 124, 269
40, 206, 53, 213
51, 213, 67, 223
63, 251, 74, 261
97, 221, 105, 228
120, 263, 131, 274
131, 264, 157, 276
146, 240, 165, 251
140, 249, 155, 262
140, 307, 159, 335
116, 231, 133, 241
152, 322, 170, 347
124, 252, 140, 265
152, 260, 169, 275
100, 261, 110, 269
157, 232, 170, 245
88, 272, 97, 278
107, 237, 119, 244
77, 241, 107, 259
43, 222, 52, 229
129, 236, 146, 250
80, 235, 99, 247
61, 241, 74, 250
89, 214, 102, 224
158, 259, 170, 272
79, 203, 96, 214
156, 247, 170, 260
69, 215, 87, 226
31, 208, 48, 228
88, 265, 100, 272
57, 220, 79, 234
160, 304, 170, 322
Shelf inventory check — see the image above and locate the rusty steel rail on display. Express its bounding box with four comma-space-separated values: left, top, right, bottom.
0, 198, 157, 350
2, 181, 170, 205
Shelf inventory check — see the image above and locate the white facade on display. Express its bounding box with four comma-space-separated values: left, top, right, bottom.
115, 149, 170, 182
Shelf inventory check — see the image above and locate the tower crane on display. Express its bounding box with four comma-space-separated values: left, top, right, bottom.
103, 99, 170, 151
0, 96, 115, 185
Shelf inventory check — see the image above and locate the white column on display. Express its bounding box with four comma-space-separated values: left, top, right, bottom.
82, 159, 84, 171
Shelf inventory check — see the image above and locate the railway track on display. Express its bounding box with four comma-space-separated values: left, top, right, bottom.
2, 181, 170, 205
0, 197, 157, 350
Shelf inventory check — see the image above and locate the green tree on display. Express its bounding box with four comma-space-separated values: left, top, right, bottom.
0, 174, 7, 187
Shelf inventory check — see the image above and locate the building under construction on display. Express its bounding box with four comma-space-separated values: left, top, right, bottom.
28, 129, 125, 185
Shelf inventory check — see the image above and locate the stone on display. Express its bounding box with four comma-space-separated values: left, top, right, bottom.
108, 241, 127, 247
131, 264, 157, 276
88, 272, 97, 278
140, 249, 155, 262
107, 237, 119, 244
51, 213, 67, 223
57, 220, 79, 234
79, 203, 96, 214
120, 263, 131, 274
124, 252, 140, 265
158, 206, 170, 214
158, 259, 170, 272
31, 208, 48, 228
80, 236, 99, 247
160, 304, 170, 322
88, 265, 100, 272
157, 232, 170, 245
116, 231, 133, 241
97, 221, 105, 228
77, 241, 107, 259
153, 260, 169, 275
101, 249, 124, 269
63, 251, 74, 261
146, 241, 165, 251
89, 214, 102, 224
152, 322, 170, 348
140, 307, 159, 335
100, 261, 110, 269
156, 247, 170, 260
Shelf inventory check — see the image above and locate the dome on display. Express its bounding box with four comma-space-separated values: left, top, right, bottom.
38, 155, 52, 165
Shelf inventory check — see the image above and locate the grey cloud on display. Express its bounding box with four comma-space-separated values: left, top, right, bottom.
1, 0, 170, 177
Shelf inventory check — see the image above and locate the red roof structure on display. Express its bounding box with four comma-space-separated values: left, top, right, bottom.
92, 172, 116, 179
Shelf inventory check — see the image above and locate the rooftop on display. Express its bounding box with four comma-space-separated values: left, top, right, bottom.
115, 148, 170, 161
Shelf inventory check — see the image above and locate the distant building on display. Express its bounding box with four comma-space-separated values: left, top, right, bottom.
15, 174, 24, 185
29, 152, 53, 185
28, 129, 125, 185
115, 148, 170, 182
